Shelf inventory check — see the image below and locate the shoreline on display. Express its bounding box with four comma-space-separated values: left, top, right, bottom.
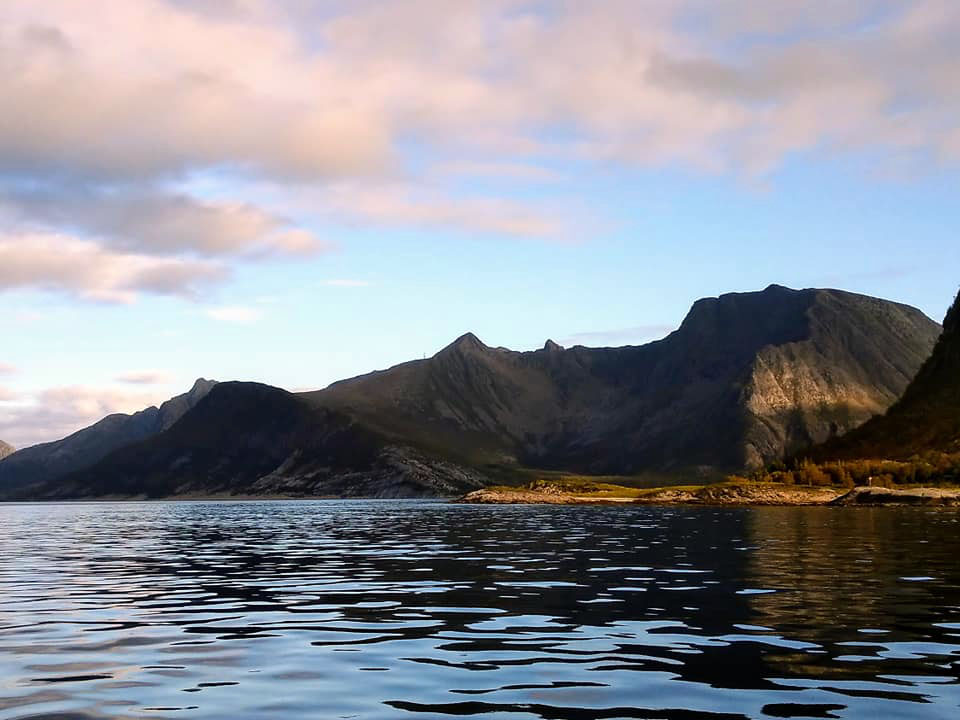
457, 483, 960, 507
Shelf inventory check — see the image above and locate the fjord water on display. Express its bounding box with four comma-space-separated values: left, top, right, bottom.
1, 502, 959, 720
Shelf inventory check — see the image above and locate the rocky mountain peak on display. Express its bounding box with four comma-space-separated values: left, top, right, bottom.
543, 339, 563, 352
187, 378, 217, 398
440, 332, 488, 355
0, 440, 14, 461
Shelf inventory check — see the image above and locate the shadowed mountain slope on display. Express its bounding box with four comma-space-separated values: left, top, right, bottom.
0, 379, 217, 493
809, 288, 960, 461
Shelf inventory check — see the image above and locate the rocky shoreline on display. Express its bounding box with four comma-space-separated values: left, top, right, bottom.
458, 483, 960, 507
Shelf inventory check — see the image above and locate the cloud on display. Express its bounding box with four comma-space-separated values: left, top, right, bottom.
322, 279, 372, 288
204, 305, 263, 324
561, 325, 676, 348
3, 1, 953, 185
115, 370, 175, 385
431, 161, 565, 183
0, 363, 15, 375
0, 385, 167, 448
319, 184, 568, 239
0, 0, 957, 303
0, 386, 18, 402
0, 233, 228, 302
0, 186, 330, 258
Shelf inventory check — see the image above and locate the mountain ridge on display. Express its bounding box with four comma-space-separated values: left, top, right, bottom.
0, 378, 217, 493
0, 285, 942, 499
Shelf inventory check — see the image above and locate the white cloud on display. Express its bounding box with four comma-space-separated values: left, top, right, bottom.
0, 363, 16, 375
0, 188, 330, 258
0, 0, 957, 301
0, 233, 228, 302
204, 305, 263, 324
115, 370, 175, 385
0, 386, 19, 402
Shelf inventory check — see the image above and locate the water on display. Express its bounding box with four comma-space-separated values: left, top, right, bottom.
1, 502, 959, 719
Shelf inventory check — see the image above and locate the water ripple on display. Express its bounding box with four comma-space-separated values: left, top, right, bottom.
1, 501, 959, 719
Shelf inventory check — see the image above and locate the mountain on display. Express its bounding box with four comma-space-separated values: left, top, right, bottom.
3, 286, 941, 499
310, 285, 939, 475
0, 378, 217, 494
808, 288, 960, 461
0, 440, 13, 461
47, 383, 487, 499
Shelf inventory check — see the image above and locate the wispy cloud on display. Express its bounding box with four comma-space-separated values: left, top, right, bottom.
115, 370, 174, 385
0, 363, 15, 375
0, 233, 228, 302
204, 305, 264, 324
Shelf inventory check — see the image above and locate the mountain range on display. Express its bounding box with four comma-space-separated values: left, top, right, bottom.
0, 285, 942, 499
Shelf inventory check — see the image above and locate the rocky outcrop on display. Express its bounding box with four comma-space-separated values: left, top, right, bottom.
0, 440, 13, 461
830, 486, 960, 506
460, 483, 843, 506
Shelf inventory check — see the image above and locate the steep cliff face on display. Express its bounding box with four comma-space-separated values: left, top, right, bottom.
0, 440, 13, 461
809, 288, 960, 460
0, 378, 217, 492
742, 289, 939, 466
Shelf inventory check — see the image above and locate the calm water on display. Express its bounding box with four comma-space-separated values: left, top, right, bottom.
1, 502, 959, 719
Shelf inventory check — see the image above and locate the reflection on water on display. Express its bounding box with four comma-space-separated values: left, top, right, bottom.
0, 501, 958, 719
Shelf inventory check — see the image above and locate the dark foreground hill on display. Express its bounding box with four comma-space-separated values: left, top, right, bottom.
809, 288, 960, 461
51, 383, 487, 499
0, 285, 941, 499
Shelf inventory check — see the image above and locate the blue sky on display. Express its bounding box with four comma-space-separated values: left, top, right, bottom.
1, 0, 958, 447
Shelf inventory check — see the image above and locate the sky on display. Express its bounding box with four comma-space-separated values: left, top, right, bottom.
1, 0, 959, 449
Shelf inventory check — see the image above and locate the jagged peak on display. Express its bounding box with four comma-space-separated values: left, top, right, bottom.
762, 283, 797, 294
441, 332, 488, 353
189, 377, 217, 394
543, 339, 564, 352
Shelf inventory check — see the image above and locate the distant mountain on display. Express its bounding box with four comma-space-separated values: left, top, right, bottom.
0, 440, 13, 461
3, 286, 941, 499
809, 288, 960, 461
0, 379, 217, 495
